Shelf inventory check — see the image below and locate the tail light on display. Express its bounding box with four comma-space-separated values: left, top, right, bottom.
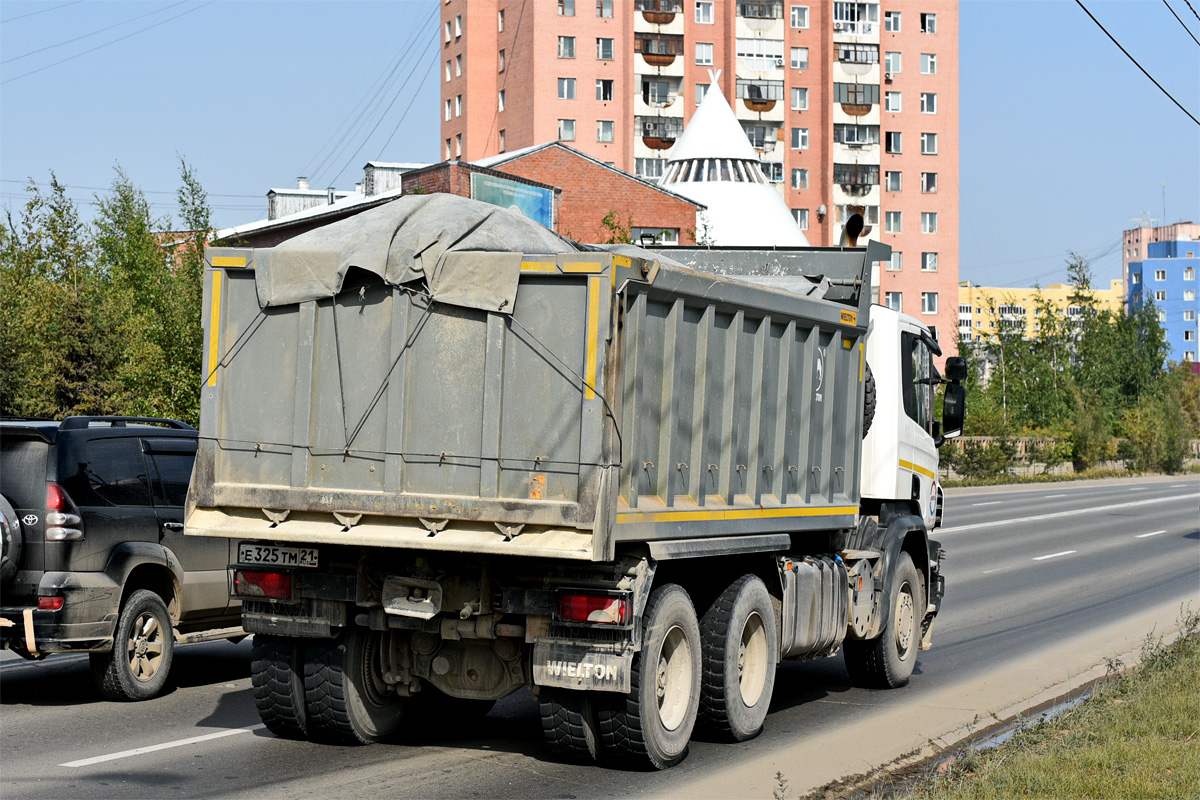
45, 483, 83, 541
558, 592, 630, 625
38, 596, 64, 611
235, 569, 293, 601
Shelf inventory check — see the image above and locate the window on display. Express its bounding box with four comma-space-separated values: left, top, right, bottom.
498, 90, 505, 111
444, 20, 452, 43
837, 204, 878, 224
888, 252, 903, 270
791, 127, 809, 149
498, 9, 505, 30
791, 168, 808, 189
884, 51, 901, 73
1185, 267, 1196, 280
834, 163, 879, 186
1187, 351, 1197, 362
596, 38, 613, 59
921, 92, 937, 114
1155, 269, 1167, 281
884, 10, 900, 31
444, 60, 451, 82
598, 120, 614, 142
559, 0, 574, 14
1185, 329, 1196, 342
636, 158, 667, 178
736, 37, 784, 70
1186, 290, 1197, 301
558, 36, 576, 58
631, 227, 679, 245
959, 304, 972, 315
921, 53, 937, 74
1131, 272, 1141, 284
763, 162, 783, 182
921, 12, 936, 33
695, 83, 709, 104
499, 50, 506, 72
81, 439, 153, 507
455, 133, 462, 157
1184, 309, 1197, 320
885, 210, 902, 232
832, 1, 879, 33
696, 1, 714, 23
455, 94, 462, 116
597, 79, 613, 101
790, 5, 809, 27
833, 82, 880, 105
597, 0, 613, 17
444, 99, 452, 121
885, 91, 901, 112
921, 132, 938, 154
455, 54, 462, 76
921, 211, 938, 233
558, 119, 576, 141
499, 130, 505, 151
1155, 290, 1167, 302
922, 292, 938, 314
921, 172, 937, 193
885, 171, 901, 191
445, 138, 452, 159
790, 47, 809, 69
558, 78, 575, 99
885, 291, 902, 311
839, 42, 879, 64
696, 42, 714, 65
922, 252, 938, 271
834, 123, 880, 145
885, 131, 902, 153
454, 15, 462, 37
791, 87, 809, 110
792, 208, 809, 229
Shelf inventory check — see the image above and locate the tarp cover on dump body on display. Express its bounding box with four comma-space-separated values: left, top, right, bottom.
254, 193, 579, 312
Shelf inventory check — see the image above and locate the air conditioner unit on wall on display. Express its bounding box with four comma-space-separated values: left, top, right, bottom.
885, 72, 893, 81
834, 22, 843, 31
775, 58, 785, 67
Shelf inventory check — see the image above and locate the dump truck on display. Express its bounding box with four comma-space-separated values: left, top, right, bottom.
186, 194, 965, 769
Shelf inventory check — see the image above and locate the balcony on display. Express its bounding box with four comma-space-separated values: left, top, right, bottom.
635, 32, 685, 66
635, 0, 682, 24
833, 81, 878, 116
637, 116, 684, 149
736, 79, 783, 112
737, 2, 783, 19
834, 163, 879, 196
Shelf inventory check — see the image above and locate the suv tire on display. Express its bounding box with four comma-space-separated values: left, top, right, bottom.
0, 495, 21, 587
91, 589, 175, 701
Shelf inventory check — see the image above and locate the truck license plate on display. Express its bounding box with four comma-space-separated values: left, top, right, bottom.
238, 542, 319, 568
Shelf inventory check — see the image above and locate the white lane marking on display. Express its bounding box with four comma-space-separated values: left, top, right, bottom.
1136, 530, 1168, 539
1127, 487, 1148, 492
981, 567, 1007, 575
62, 724, 266, 768
1044, 494, 1067, 499
1033, 550, 1076, 561
972, 501, 1002, 506
1171, 483, 1189, 487
940, 493, 1200, 534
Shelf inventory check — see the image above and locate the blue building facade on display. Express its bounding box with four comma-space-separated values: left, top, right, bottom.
1127, 240, 1200, 365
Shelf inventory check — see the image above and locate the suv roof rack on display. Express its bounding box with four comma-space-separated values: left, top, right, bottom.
58, 416, 197, 431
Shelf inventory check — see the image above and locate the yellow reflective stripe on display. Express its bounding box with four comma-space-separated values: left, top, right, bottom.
899, 459, 936, 480
859, 342, 864, 381
612, 255, 632, 269
211, 255, 246, 267
562, 261, 602, 273
585, 277, 601, 400
206, 272, 223, 387
521, 261, 557, 272
617, 506, 858, 524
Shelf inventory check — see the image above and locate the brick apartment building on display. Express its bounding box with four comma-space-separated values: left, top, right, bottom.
441, 0, 960, 346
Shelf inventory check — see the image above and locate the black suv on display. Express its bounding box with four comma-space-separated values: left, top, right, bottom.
0, 416, 243, 700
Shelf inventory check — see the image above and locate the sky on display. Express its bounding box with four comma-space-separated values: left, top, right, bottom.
1, 0, 1197, 290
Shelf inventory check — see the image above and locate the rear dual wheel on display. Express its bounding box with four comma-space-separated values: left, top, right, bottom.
304, 628, 406, 744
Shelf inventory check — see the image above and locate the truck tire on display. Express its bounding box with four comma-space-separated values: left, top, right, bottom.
90, 589, 175, 701
697, 574, 778, 742
862, 361, 876, 439
540, 688, 602, 762
0, 494, 22, 587
304, 628, 405, 744
251, 635, 308, 739
597, 583, 701, 770
843, 552, 923, 689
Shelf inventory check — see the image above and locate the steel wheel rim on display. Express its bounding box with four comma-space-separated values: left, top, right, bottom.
738, 611, 768, 707
359, 632, 390, 708
127, 612, 165, 682
895, 582, 915, 658
655, 624, 693, 731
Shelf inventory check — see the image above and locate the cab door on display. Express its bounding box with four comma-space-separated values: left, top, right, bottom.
899, 328, 940, 528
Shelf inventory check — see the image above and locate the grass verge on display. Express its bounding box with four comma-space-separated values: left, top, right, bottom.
894, 608, 1200, 800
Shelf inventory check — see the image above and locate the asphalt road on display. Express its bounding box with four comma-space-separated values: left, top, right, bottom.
2, 475, 1197, 799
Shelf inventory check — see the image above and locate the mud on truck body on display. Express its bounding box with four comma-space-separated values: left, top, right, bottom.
186, 194, 965, 769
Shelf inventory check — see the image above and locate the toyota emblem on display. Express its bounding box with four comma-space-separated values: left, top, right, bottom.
22, 514, 38, 526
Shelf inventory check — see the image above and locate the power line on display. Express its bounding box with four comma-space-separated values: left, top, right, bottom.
1184, 0, 1200, 22
1073, 0, 1199, 126
376, 50, 440, 156
1, 1, 215, 85
1163, 0, 1200, 46
2, 1, 191, 65
0, 0, 83, 24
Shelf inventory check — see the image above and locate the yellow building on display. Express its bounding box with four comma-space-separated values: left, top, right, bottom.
958, 280, 1125, 343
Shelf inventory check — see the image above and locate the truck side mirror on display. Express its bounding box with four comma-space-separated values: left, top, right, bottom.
942, 383, 965, 439
944, 356, 967, 383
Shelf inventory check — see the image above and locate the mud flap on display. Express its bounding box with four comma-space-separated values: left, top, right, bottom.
532, 641, 632, 693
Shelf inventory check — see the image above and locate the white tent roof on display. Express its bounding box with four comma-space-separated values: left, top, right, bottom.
668, 79, 758, 163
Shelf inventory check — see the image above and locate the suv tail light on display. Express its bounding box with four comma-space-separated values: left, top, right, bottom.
45, 483, 83, 541
38, 596, 64, 611
235, 569, 293, 601
558, 592, 630, 625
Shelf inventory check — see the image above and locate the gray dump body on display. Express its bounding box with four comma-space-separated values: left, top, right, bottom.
187, 196, 874, 563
